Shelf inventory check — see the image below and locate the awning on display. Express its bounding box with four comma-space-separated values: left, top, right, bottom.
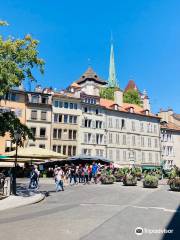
142, 165, 161, 170
4, 147, 67, 160
0, 155, 8, 159
67, 155, 112, 163
0, 162, 24, 168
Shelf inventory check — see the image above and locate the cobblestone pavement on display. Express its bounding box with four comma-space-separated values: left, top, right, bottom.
0, 179, 179, 240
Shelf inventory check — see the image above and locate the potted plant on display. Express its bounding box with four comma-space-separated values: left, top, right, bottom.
123, 174, 137, 186
100, 169, 116, 184
168, 166, 180, 191
114, 169, 124, 182
143, 175, 158, 188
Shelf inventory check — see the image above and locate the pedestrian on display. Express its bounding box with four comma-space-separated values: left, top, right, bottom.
55, 167, 64, 192
83, 164, 89, 184
70, 164, 77, 185
29, 166, 38, 189
92, 162, 98, 184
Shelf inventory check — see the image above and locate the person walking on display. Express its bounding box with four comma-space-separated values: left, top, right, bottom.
92, 162, 98, 184
83, 164, 89, 184
55, 167, 64, 192
70, 164, 76, 185
29, 166, 38, 189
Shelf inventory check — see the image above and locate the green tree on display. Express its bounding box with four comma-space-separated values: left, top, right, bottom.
0, 22, 44, 95
0, 20, 44, 143
0, 111, 34, 146
123, 89, 142, 106
100, 87, 116, 100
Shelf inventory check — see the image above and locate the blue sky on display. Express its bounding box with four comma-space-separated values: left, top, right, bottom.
0, 0, 180, 113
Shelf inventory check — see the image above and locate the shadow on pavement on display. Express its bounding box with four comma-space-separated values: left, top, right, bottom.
161, 205, 180, 240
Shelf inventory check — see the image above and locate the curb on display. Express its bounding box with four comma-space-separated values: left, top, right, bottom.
0, 193, 46, 212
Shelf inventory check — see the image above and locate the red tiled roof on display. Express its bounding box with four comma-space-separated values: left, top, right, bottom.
161, 122, 180, 132
99, 98, 159, 118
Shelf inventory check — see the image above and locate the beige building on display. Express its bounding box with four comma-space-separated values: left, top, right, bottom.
0, 90, 26, 153
51, 92, 81, 157
158, 109, 180, 169
25, 88, 52, 150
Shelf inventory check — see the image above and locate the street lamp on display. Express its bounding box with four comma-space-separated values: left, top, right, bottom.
12, 131, 21, 195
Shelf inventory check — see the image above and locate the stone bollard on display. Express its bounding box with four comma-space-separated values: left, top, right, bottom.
3, 177, 11, 196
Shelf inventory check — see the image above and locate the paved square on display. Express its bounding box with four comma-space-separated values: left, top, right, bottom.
0, 180, 179, 240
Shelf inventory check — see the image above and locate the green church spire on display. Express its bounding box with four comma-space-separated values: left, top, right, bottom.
108, 42, 118, 88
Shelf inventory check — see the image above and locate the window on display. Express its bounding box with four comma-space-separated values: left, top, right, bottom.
84, 107, 88, 113
73, 130, 77, 140
121, 119, 125, 129
155, 153, 159, 163
154, 125, 157, 134
70, 103, 73, 109
95, 109, 99, 115
154, 139, 158, 148
108, 118, 113, 128
149, 152, 152, 162
54, 114, 62, 123
53, 129, 57, 139
116, 134, 120, 144
41, 111, 47, 120
142, 152, 145, 162
64, 102, 69, 108
31, 110, 37, 120
73, 146, 76, 156
116, 119, 119, 129
109, 133, 113, 144
148, 138, 151, 147
73, 116, 77, 124
42, 97, 48, 104
74, 103, 77, 109
116, 149, 120, 161
122, 135, 126, 145
64, 115, 68, 123
131, 121, 135, 131
31, 95, 39, 103
40, 128, 46, 137
57, 145, 61, 153
39, 144, 45, 149
58, 129, 62, 139
123, 151, 127, 161
53, 145, 57, 152
54, 100, 59, 107
84, 149, 91, 156
140, 123, 144, 132
132, 135, 136, 146
69, 130, 72, 140
109, 150, 113, 159
85, 119, 91, 128
30, 127, 36, 137
63, 146, 66, 155
141, 137, 145, 147
68, 146, 72, 156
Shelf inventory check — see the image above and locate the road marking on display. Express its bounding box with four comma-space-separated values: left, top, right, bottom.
131, 205, 179, 213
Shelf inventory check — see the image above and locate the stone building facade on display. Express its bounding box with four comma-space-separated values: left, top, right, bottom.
158, 109, 180, 169
0, 90, 26, 153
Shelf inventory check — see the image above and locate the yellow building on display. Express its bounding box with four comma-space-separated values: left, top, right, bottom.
0, 90, 26, 153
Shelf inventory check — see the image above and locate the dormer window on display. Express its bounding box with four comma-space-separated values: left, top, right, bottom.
31, 95, 39, 103
114, 104, 118, 110
129, 107, 134, 113
145, 110, 149, 115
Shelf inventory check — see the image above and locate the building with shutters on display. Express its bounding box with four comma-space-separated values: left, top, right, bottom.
158, 109, 180, 169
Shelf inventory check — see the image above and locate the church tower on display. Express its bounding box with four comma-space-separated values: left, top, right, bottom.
108, 41, 118, 88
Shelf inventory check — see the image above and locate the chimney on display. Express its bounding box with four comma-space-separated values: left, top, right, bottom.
114, 88, 123, 107
142, 90, 151, 111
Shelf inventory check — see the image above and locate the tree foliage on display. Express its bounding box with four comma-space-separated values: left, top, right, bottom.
0, 111, 34, 146
0, 20, 43, 144
123, 89, 142, 106
0, 25, 44, 95
100, 87, 115, 100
